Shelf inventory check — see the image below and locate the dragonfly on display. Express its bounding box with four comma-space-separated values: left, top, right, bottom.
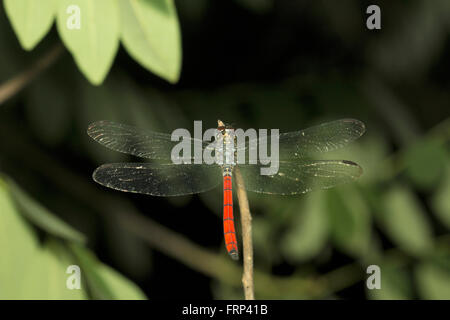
87, 118, 365, 260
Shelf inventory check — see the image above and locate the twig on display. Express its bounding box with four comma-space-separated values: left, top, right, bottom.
0, 44, 64, 106
234, 167, 255, 300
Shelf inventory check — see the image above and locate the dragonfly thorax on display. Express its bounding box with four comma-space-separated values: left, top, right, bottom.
215, 126, 236, 167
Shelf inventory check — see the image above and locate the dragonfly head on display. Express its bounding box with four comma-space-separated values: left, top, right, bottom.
217, 119, 226, 132
217, 119, 234, 132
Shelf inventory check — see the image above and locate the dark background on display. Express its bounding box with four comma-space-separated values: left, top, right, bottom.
0, 0, 449, 299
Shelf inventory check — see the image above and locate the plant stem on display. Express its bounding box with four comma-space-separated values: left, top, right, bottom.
234, 167, 255, 300
0, 44, 64, 106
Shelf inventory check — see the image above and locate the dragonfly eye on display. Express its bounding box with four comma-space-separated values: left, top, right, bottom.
218, 126, 226, 132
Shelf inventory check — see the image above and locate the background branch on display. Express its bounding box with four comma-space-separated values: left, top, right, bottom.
234, 167, 255, 300
0, 44, 64, 106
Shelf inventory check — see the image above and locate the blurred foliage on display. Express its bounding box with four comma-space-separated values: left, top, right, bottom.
0, 176, 146, 299
4, 0, 181, 84
0, 0, 449, 300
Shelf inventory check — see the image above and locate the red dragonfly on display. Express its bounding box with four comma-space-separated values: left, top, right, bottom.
87, 119, 365, 260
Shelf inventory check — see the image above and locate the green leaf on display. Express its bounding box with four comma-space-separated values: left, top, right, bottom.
118, 0, 182, 83
69, 244, 115, 299
45, 239, 89, 299
431, 165, 450, 229
19, 246, 87, 299
281, 192, 329, 262
4, 0, 55, 50
5, 177, 86, 244
327, 186, 372, 258
368, 263, 413, 300
56, 0, 120, 85
404, 139, 448, 190
0, 176, 141, 299
0, 178, 86, 299
0, 178, 39, 298
97, 265, 147, 300
70, 244, 146, 300
416, 262, 450, 299
381, 185, 434, 257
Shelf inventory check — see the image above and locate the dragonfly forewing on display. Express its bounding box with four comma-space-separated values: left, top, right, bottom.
87, 120, 214, 161
243, 119, 365, 160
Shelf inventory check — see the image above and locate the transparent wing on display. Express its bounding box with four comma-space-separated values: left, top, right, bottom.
93, 163, 222, 196
237, 160, 362, 195
243, 119, 365, 160
87, 120, 214, 160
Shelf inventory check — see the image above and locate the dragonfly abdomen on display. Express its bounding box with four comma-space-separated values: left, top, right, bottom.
223, 166, 238, 260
